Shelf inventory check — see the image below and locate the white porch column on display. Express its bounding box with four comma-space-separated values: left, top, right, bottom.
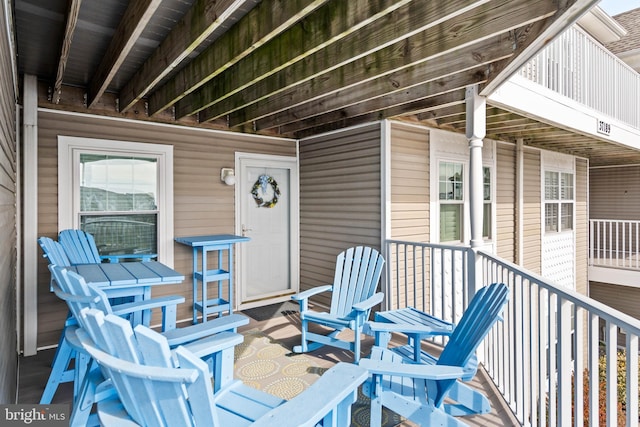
465, 85, 486, 249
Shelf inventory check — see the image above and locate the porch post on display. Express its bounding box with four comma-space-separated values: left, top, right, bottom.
465, 85, 485, 249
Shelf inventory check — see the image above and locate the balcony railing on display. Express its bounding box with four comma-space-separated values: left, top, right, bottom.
385, 240, 640, 427
590, 219, 640, 270
520, 25, 640, 130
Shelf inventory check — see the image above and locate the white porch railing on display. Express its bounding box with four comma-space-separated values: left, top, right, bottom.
385, 240, 640, 427
519, 25, 640, 130
590, 219, 640, 270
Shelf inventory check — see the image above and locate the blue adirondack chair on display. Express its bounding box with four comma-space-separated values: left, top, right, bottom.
59, 228, 157, 264
44, 265, 249, 426
38, 236, 71, 267
291, 246, 385, 362
76, 307, 368, 427
37, 237, 183, 406
359, 282, 510, 427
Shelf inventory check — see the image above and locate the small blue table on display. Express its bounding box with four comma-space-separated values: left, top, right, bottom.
175, 234, 250, 323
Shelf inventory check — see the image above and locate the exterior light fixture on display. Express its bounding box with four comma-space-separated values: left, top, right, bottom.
221, 168, 235, 186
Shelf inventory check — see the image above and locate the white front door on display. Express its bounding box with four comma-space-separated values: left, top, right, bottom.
236, 153, 299, 309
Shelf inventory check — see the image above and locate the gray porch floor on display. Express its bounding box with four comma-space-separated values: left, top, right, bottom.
17, 306, 519, 426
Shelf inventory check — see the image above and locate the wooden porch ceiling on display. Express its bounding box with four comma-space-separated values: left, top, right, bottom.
424, 103, 640, 167
16, 0, 624, 163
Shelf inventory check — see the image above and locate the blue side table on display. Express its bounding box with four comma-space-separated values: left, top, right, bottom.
175, 234, 250, 323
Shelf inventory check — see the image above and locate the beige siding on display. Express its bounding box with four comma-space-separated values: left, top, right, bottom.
523, 148, 541, 274
590, 165, 640, 220
388, 122, 429, 310
590, 282, 640, 321
298, 124, 381, 308
0, 2, 17, 402
496, 142, 516, 262
389, 122, 429, 241
37, 110, 296, 347
575, 158, 588, 296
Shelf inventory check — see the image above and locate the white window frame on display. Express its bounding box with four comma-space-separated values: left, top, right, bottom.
438, 160, 466, 243
542, 158, 575, 235
58, 136, 174, 266
430, 130, 495, 246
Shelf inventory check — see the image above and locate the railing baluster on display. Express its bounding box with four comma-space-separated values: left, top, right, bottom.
605, 321, 618, 427
626, 332, 638, 427
384, 239, 640, 426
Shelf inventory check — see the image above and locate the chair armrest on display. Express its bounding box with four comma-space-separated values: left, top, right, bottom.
52, 283, 100, 305
162, 313, 249, 347
352, 292, 384, 312
251, 363, 368, 427
178, 331, 243, 359
111, 295, 185, 316
359, 358, 466, 381
291, 284, 333, 302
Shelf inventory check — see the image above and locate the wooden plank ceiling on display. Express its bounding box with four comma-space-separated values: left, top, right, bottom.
16, 0, 631, 165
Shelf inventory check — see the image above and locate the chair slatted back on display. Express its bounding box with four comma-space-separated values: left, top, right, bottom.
38, 237, 71, 267
434, 282, 509, 405
330, 246, 385, 318
59, 229, 102, 265
49, 265, 113, 323
78, 308, 217, 426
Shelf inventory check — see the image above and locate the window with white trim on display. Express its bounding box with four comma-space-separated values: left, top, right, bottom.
483, 166, 491, 239
58, 136, 174, 266
439, 161, 464, 242
544, 170, 574, 233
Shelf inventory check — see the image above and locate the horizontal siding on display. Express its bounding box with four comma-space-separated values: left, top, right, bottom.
523, 148, 541, 274
0, 0, 16, 403
496, 142, 516, 262
299, 124, 382, 308
388, 123, 429, 311
590, 165, 640, 220
590, 282, 640, 321
390, 122, 429, 241
36, 110, 296, 347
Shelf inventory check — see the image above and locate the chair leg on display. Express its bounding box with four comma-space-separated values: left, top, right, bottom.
368, 375, 384, 427
353, 321, 363, 363
70, 364, 102, 427
40, 337, 75, 404
293, 318, 309, 354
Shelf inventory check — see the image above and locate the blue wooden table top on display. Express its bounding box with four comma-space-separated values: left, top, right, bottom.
71, 261, 184, 289
175, 234, 250, 247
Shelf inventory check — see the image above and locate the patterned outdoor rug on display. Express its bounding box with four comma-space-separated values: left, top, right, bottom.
234, 328, 405, 426
242, 300, 299, 322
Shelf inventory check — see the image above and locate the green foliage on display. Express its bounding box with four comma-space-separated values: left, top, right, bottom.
578, 349, 639, 426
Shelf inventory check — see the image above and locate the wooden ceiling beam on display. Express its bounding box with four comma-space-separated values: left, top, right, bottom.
255, 65, 486, 134
87, 0, 162, 109
176, 0, 430, 121
118, 0, 246, 113
52, 0, 82, 104
208, 0, 556, 127
147, 0, 329, 116
195, 0, 500, 124
291, 90, 469, 138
